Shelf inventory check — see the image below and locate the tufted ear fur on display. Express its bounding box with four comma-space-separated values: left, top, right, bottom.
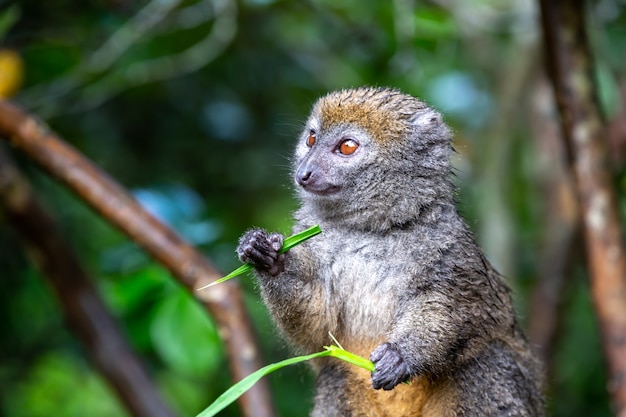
410, 109, 443, 131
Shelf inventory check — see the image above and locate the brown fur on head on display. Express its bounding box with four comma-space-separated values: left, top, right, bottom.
312, 87, 428, 144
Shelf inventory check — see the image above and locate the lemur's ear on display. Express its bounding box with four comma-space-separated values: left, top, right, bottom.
410, 109, 442, 131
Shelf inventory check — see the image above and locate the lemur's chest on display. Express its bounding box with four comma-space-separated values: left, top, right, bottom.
316, 236, 414, 341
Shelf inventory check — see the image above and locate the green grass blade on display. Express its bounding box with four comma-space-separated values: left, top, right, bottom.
280, 224, 322, 253
198, 264, 253, 289
195, 345, 373, 417
324, 345, 375, 371
196, 350, 332, 417
196, 225, 322, 290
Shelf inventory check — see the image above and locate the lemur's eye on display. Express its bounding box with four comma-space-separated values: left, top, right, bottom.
338, 139, 359, 155
306, 130, 316, 147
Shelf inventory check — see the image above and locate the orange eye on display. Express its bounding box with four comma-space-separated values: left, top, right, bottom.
338, 139, 359, 155
306, 130, 316, 147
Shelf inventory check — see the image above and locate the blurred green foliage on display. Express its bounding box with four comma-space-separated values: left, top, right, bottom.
0, 0, 625, 416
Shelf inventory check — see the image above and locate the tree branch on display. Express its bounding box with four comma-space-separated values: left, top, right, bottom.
0, 145, 177, 417
538, 1, 626, 414
0, 100, 275, 417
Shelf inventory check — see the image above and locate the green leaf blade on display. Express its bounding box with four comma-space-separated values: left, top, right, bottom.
324, 345, 375, 372
279, 224, 322, 253
196, 350, 331, 417
195, 344, 374, 417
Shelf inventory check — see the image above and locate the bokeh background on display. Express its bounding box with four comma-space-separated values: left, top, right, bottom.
1, 0, 625, 416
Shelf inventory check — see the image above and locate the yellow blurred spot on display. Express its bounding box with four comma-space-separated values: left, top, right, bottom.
0, 49, 23, 98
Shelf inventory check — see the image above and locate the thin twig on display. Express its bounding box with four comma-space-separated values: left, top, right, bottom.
538, 1, 626, 415
0, 145, 177, 417
0, 100, 275, 417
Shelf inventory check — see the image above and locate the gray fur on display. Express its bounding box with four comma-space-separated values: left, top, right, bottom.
237, 87, 544, 416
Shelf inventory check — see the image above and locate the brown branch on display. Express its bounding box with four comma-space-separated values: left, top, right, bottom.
0, 101, 275, 417
0, 145, 176, 417
538, 1, 626, 415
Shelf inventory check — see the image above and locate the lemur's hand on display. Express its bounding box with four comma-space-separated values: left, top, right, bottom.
371, 342, 412, 390
237, 229, 285, 276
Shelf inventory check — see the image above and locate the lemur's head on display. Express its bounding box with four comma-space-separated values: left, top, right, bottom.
293, 87, 454, 231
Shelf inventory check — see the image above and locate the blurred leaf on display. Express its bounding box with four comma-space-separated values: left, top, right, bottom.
0, 49, 23, 98
151, 289, 223, 378
0, 5, 20, 40
157, 370, 210, 416
4, 353, 127, 417
414, 8, 457, 39
101, 264, 170, 314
